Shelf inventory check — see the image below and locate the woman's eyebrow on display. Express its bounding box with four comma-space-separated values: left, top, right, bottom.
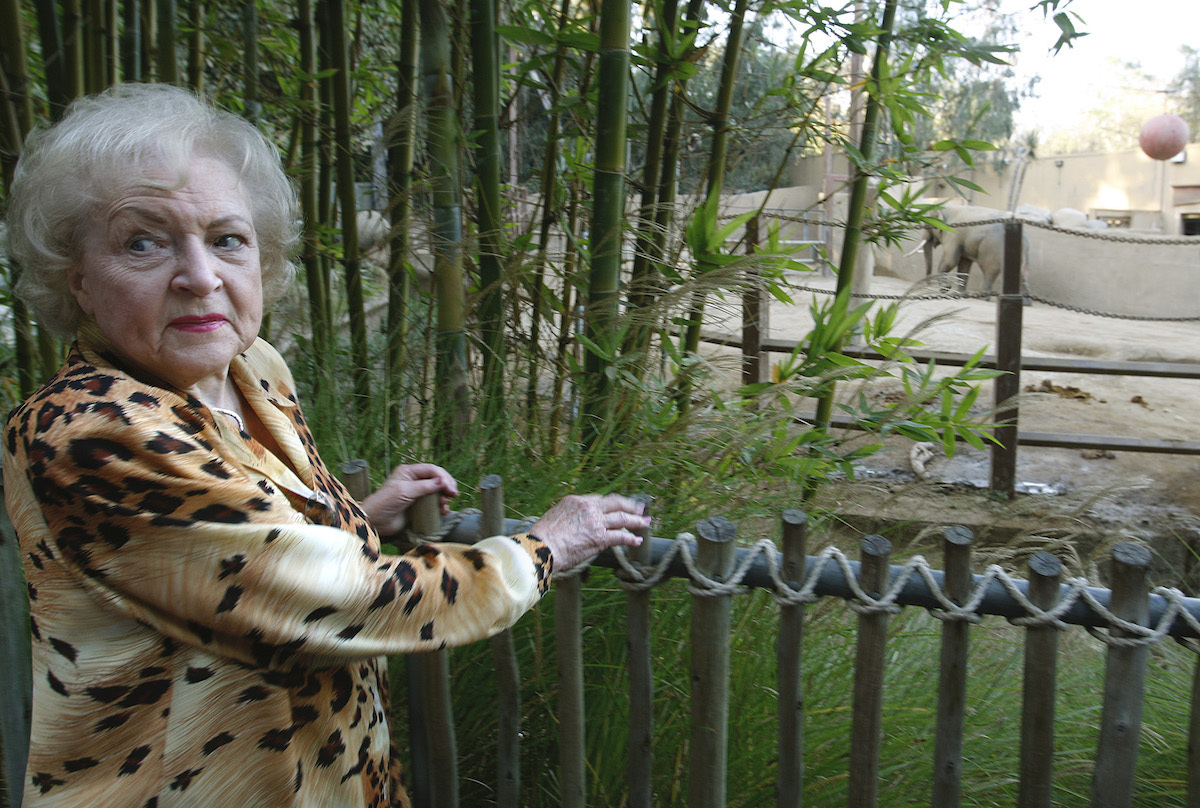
109, 205, 170, 225
207, 215, 254, 230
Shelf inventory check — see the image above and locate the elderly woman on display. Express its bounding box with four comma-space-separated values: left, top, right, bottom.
2, 83, 647, 808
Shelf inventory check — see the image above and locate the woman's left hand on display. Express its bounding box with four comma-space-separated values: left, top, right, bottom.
361, 463, 459, 537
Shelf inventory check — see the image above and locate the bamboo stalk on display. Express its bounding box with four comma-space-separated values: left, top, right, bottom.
689, 516, 737, 808
809, 0, 898, 464
848, 535, 892, 808
679, 0, 749, 372
419, 0, 471, 444
241, 1, 258, 122
469, 0, 506, 431
385, 0, 419, 461
84, 0, 105, 94
155, 0, 177, 84
0, 2, 39, 398
34, 0, 71, 115
326, 0, 371, 408
525, 0, 572, 425
932, 526, 973, 808
314, 0, 335, 339
297, 0, 329, 361
0, 487, 31, 808
581, 0, 631, 448
187, 0, 204, 93
62, 0, 85, 97
121, 0, 141, 83
141, 0, 156, 81
622, 0, 679, 362
105, 0, 118, 85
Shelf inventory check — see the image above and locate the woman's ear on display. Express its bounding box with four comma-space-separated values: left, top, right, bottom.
67, 265, 93, 316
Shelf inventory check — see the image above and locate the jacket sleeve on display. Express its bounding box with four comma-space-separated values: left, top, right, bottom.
4, 401, 552, 670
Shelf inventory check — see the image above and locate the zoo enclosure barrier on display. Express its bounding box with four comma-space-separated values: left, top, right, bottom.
3, 473, 1200, 807
365, 475, 1200, 808
726, 214, 1200, 498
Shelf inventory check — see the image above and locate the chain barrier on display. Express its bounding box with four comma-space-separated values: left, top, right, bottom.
596, 536, 1200, 652
788, 282, 994, 302
739, 211, 1200, 245
715, 210, 1200, 320
788, 281, 1200, 321
1026, 294, 1200, 322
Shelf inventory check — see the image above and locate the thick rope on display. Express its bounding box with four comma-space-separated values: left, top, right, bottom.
416, 508, 1200, 652
606, 538, 1200, 652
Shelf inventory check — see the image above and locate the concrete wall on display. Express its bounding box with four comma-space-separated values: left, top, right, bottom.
774, 144, 1200, 317
924, 144, 1200, 235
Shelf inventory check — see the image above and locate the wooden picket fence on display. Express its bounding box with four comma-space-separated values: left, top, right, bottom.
5, 476, 1200, 808
390, 481, 1200, 808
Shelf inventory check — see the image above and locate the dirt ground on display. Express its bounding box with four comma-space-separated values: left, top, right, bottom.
704, 273, 1200, 586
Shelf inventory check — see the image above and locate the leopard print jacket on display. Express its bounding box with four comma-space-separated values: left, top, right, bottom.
3, 336, 553, 808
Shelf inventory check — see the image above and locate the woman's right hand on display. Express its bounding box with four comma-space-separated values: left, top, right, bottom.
528, 494, 649, 571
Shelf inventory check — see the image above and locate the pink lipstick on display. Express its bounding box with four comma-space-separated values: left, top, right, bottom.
170, 314, 228, 333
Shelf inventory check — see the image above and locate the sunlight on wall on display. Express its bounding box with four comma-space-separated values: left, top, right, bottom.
1095, 185, 1130, 210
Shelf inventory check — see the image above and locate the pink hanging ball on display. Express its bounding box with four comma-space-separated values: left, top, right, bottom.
1139, 114, 1190, 160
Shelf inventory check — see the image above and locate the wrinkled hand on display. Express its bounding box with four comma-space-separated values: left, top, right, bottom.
361, 463, 459, 538
529, 494, 649, 571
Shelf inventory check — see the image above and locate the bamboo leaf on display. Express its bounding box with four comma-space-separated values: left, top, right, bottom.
496, 24, 555, 45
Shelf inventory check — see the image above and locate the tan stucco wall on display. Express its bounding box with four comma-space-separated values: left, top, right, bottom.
769, 145, 1200, 317
925, 144, 1200, 235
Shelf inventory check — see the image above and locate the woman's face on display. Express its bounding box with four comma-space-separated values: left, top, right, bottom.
70, 157, 263, 401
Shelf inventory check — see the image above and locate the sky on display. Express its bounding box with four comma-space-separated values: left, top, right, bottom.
1001, 0, 1199, 137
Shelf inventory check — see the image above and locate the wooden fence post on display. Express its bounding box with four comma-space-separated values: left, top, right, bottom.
742, 213, 770, 387
689, 516, 738, 808
625, 495, 655, 808
409, 492, 458, 808
339, 458, 371, 502
848, 535, 892, 808
777, 509, 808, 808
479, 476, 521, 807
556, 566, 586, 808
1019, 551, 1063, 808
932, 526, 973, 808
1091, 542, 1153, 807
990, 219, 1024, 498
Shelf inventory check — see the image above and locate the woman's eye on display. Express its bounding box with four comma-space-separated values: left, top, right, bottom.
214, 234, 246, 249
128, 237, 155, 253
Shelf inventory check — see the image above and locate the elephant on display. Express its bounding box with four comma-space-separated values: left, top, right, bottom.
923, 205, 1031, 300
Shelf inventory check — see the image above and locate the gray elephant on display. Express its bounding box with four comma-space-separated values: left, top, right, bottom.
924, 205, 1031, 300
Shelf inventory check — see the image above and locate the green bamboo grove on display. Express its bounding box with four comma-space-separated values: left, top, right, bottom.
0, 0, 1066, 478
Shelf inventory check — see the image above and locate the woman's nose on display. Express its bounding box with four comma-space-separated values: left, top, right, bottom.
172, 239, 224, 295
